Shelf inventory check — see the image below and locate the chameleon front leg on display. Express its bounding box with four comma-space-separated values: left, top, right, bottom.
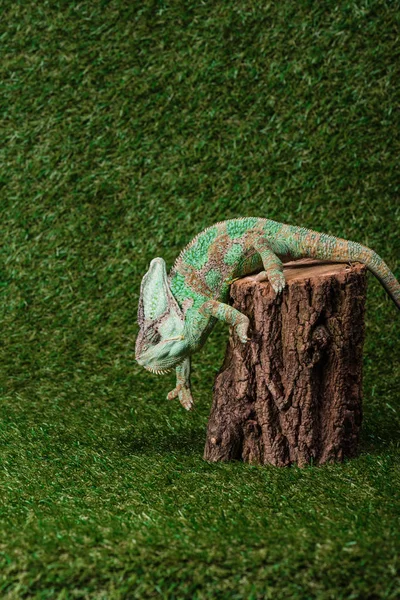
167, 356, 194, 411
253, 239, 286, 294
199, 300, 250, 343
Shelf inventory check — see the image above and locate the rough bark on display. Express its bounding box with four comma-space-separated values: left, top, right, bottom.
204, 260, 367, 467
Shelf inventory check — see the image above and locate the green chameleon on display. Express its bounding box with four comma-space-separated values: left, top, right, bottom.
135, 217, 400, 410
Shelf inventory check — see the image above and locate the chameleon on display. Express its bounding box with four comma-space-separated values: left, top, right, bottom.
135, 217, 400, 410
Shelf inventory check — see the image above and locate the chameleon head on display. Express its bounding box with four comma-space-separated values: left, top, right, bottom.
135, 257, 189, 373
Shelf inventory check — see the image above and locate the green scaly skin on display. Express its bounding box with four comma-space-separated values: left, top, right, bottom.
136, 218, 400, 410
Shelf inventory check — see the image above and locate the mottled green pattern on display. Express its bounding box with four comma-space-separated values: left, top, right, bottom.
164, 218, 400, 390
184, 226, 218, 269
169, 272, 194, 301
263, 220, 284, 237
170, 273, 207, 310
171, 217, 400, 320
226, 217, 258, 239
241, 252, 263, 274
141, 217, 399, 418
148, 281, 164, 320
224, 243, 244, 266
205, 268, 222, 291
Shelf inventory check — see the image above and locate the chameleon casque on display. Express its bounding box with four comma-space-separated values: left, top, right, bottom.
135, 217, 400, 410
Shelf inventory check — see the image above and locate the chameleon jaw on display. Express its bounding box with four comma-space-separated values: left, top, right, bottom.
143, 357, 186, 375
144, 366, 173, 375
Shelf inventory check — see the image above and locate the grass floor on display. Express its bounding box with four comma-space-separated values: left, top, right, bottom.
1, 1, 399, 598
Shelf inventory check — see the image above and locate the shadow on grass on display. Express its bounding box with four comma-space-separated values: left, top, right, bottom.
116, 427, 206, 457
114, 412, 400, 459
359, 413, 400, 456
113, 394, 400, 460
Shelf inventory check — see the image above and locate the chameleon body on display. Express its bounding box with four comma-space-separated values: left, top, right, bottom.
135, 217, 400, 410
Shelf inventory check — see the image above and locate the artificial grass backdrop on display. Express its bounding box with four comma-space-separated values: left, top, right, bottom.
1, 1, 399, 598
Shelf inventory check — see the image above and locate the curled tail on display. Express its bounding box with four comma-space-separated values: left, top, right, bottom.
346, 243, 400, 310
293, 228, 400, 310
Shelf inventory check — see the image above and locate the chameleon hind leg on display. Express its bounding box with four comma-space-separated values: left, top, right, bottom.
167, 356, 194, 410
253, 239, 285, 294
199, 300, 250, 343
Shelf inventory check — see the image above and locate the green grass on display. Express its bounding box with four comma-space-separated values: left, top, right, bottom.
1, 0, 399, 598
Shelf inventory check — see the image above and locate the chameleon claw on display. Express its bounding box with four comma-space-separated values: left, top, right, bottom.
236, 332, 251, 344
272, 281, 286, 295
167, 386, 180, 400
167, 385, 194, 410
235, 320, 250, 344
182, 399, 194, 411
255, 270, 286, 295
179, 390, 194, 410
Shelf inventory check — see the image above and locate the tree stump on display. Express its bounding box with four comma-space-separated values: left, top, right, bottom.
204, 260, 367, 467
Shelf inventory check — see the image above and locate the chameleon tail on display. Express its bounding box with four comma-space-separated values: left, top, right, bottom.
295, 229, 400, 310
348, 243, 400, 311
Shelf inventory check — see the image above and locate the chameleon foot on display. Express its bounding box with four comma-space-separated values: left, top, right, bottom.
235, 320, 250, 344
167, 385, 194, 411
254, 270, 269, 282
270, 272, 286, 295
255, 270, 286, 295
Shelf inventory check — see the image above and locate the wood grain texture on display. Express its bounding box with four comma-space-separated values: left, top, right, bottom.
204, 260, 367, 467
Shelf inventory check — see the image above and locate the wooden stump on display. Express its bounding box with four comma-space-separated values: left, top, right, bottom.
204, 260, 367, 467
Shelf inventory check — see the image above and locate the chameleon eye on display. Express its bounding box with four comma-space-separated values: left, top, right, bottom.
147, 330, 161, 344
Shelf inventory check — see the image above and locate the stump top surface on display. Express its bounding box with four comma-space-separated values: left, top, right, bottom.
240, 259, 366, 285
